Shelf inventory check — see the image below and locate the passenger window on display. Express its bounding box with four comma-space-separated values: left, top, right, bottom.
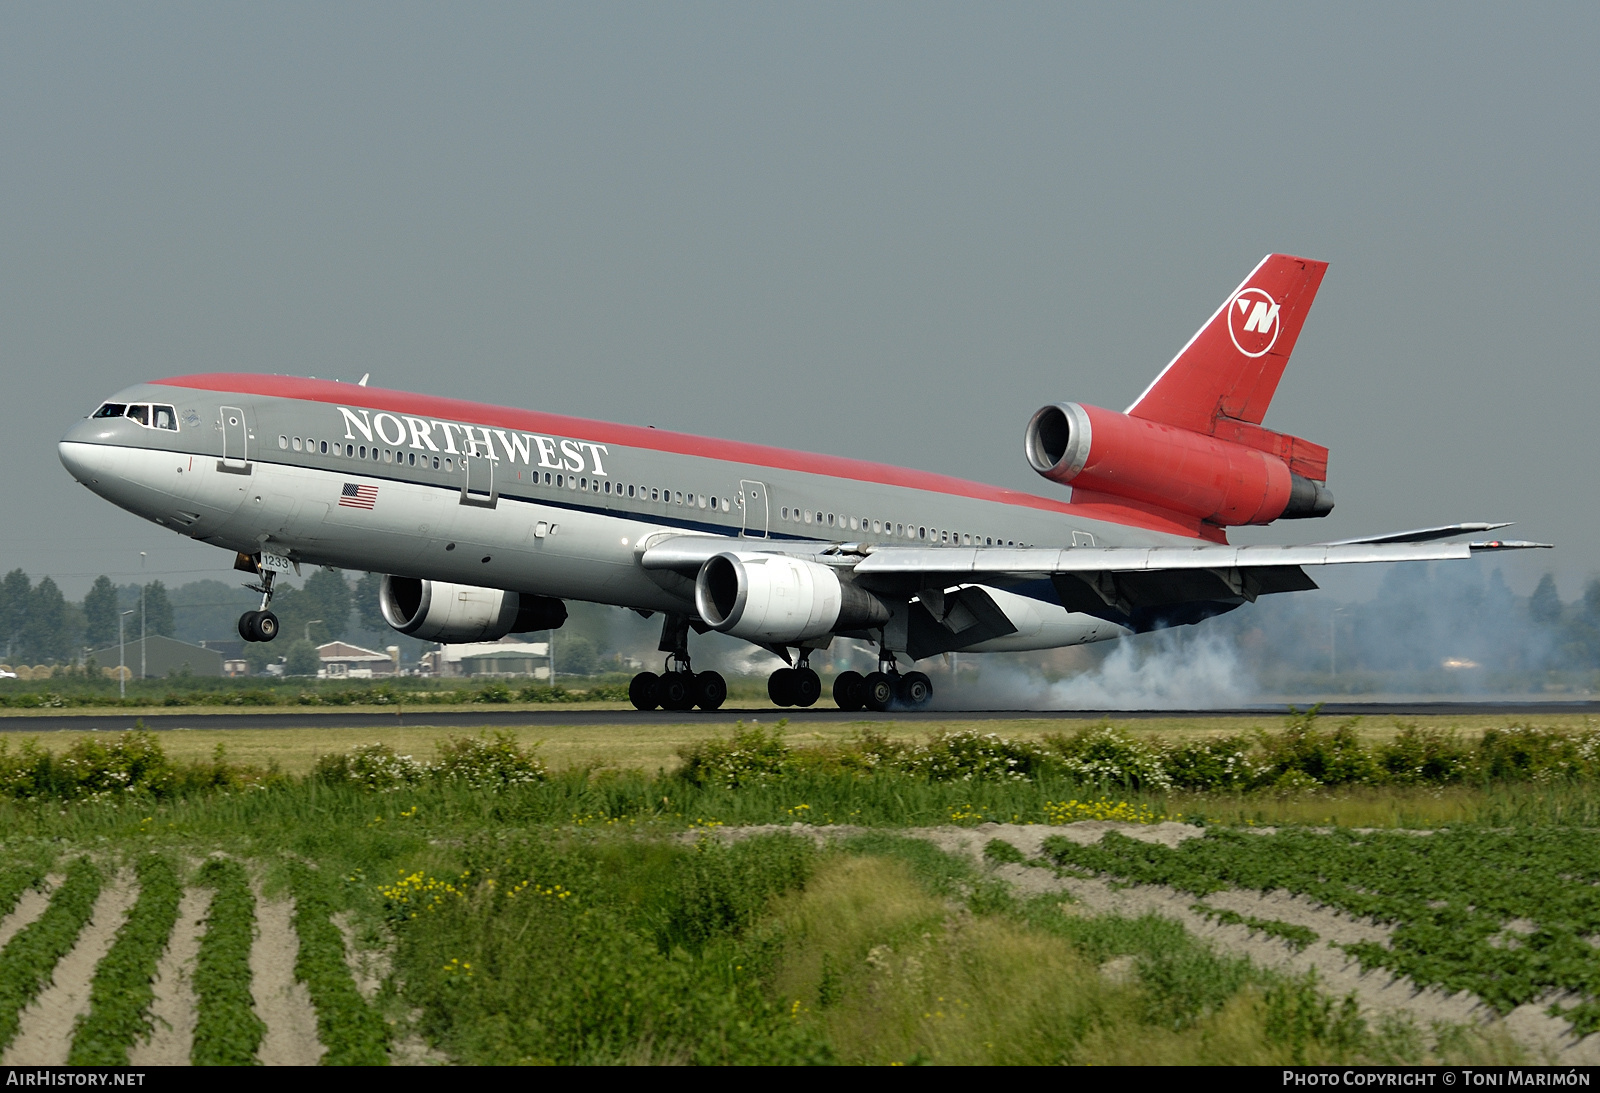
445, 457, 454, 471
675, 491, 683, 504
580, 477, 588, 490
279, 435, 289, 449
152, 405, 178, 430
650, 488, 658, 501
698, 495, 706, 509
92, 403, 126, 419
918, 526, 926, 540
826, 513, 835, 527
127, 404, 149, 426
627, 484, 635, 498
384, 449, 392, 463
431, 455, 439, 469
320, 441, 329, 455
555, 474, 564, 488
291, 437, 301, 451
359, 445, 367, 458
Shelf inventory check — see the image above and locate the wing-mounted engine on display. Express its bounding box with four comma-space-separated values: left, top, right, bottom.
695, 553, 889, 644
1023, 402, 1334, 525
379, 575, 567, 643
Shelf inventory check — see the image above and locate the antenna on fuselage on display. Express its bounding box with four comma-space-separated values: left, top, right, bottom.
357, 373, 370, 386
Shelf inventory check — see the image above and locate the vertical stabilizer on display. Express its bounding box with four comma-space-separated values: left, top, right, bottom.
1125, 254, 1328, 434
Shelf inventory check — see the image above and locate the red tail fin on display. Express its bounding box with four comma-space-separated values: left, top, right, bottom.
1126, 254, 1328, 434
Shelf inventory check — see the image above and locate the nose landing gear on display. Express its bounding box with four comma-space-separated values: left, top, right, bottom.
629, 615, 726, 712
237, 566, 280, 643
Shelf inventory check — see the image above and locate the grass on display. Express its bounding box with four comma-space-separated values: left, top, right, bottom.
3, 713, 1599, 780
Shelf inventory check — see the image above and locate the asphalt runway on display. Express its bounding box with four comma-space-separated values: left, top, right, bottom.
1, 701, 1596, 733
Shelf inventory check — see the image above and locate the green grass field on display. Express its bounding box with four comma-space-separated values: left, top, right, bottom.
0, 711, 1594, 1065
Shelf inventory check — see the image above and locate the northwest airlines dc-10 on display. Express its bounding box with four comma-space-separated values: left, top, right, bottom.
57, 255, 1547, 711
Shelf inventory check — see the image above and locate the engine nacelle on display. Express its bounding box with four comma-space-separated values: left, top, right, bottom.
379, 576, 567, 643
695, 553, 889, 644
1024, 402, 1333, 525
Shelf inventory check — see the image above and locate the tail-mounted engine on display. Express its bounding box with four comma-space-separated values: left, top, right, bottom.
695, 553, 889, 644
1024, 402, 1334, 525
379, 575, 567, 643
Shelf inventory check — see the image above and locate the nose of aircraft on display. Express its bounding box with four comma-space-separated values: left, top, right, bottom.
58, 418, 126, 485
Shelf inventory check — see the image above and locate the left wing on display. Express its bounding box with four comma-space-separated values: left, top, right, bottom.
638, 527, 1549, 632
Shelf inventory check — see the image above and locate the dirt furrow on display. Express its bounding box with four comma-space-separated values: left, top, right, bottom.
3, 873, 137, 1066
129, 887, 211, 1067
0, 879, 58, 952
250, 892, 322, 1066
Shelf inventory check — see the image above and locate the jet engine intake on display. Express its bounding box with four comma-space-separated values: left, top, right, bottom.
379, 575, 567, 643
1024, 401, 1332, 525
695, 553, 889, 644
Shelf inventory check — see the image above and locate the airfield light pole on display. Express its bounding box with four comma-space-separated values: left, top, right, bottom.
139, 553, 147, 682
118, 610, 134, 700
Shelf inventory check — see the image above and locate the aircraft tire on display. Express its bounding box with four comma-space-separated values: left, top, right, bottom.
863, 671, 895, 712
255, 611, 280, 642
237, 611, 261, 643
897, 671, 933, 707
629, 672, 661, 711
767, 667, 797, 707
659, 671, 696, 711
832, 671, 866, 711
792, 668, 821, 708
693, 670, 727, 711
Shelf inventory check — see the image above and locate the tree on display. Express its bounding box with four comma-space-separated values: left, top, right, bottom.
141, 581, 175, 638
83, 576, 119, 649
20, 578, 72, 665
0, 569, 30, 660
283, 640, 321, 677
1529, 574, 1563, 626
301, 569, 352, 643
354, 572, 386, 635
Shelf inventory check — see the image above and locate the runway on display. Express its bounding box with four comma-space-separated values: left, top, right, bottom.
1, 700, 1596, 733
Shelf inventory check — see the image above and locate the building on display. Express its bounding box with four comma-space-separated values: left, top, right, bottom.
424, 639, 550, 678
86, 635, 224, 679
315, 641, 399, 680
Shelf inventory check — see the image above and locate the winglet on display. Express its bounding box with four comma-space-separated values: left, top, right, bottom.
1126, 254, 1328, 434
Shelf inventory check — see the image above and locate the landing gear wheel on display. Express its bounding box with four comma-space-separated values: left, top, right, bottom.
238, 610, 261, 642
832, 671, 866, 712
792, 667, 821, 708
693, 670, 727, 711
629, 671, 661, 711
659, 671, 697, 712
897, 671, 933, 707
863, 671, 895, 712
768, 667, 797, 707
254, 611, 279, 642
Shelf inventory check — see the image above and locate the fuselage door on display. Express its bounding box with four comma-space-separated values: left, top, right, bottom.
739, 480, 769, 538
461, 448, 497, 508
219, 406, 250, 474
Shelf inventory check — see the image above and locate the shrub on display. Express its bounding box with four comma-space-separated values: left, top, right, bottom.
1255, 707, 1378, 786
435, 732, 547, 789
1377, 724, 1473, 785
907, 730, 1046, 783
313, 743, 427, 791
1477, 724, 1598, 782
1044, 724, 1172, 790
1161, 735, 1263, 791
677, 723, 791, 788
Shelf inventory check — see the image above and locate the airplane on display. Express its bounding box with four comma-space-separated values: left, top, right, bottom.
57, 253, 1547, 712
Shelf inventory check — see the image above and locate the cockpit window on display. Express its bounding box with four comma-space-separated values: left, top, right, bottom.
126, 404, 149, 426
151, 404, 177, 431
92, 403, 127, 419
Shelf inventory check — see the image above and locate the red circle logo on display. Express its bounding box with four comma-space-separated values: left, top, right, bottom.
1227, 288, 1282, 358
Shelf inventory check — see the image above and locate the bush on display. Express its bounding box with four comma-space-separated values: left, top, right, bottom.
677, 723, 792, 789
1376, 724, 1473, 785
313, 743, 427, 791
435, 732, 547, 789
1477, 724, 1599, 782
907, 730, 1045, 782
1161, 735, 1263, 791
1044, 725, 1172, 790
1255, 707, 1378, 787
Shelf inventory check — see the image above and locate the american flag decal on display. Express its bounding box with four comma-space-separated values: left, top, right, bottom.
339, 482, 379, 510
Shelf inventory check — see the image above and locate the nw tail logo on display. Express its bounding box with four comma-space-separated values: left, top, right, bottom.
1227, 287, 1282, 358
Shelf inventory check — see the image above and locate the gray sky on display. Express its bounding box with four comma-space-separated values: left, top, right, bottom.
4, 3, 1595, 603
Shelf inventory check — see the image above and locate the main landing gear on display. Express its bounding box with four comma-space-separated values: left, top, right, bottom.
767, 655, 822, 709
629, 615, 727, 712
237, 567, 280, 643
831, 652, 933, 713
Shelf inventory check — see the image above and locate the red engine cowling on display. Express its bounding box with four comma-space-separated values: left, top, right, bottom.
1024, 402, 1332, 525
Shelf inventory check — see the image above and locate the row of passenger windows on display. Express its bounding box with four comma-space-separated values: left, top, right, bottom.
279, 434, 456, 470
273, 434, 1021, 545
777, 506, 1022, 546
94, 402, 178, 431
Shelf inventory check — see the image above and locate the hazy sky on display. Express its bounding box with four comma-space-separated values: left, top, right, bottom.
4, 3, 1595, 604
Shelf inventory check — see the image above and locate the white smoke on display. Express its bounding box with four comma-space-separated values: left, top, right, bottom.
928, 630, 1254, 711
